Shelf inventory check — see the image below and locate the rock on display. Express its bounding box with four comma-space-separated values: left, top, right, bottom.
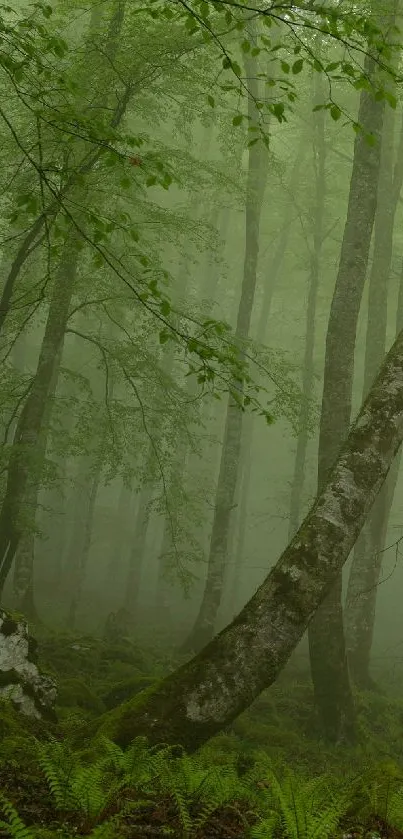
0, 609, 57, 722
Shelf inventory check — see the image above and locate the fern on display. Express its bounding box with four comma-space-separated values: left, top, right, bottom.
96, 734, 172, 791
249, 763, 350, 839
0, 794, 35, 839
36, 737, 78, 811
352, 761, 403, 829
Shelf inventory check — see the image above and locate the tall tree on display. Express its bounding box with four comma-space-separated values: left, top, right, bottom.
183, 20, 271, 653
288, 68, 326, 540
0, 1, 129, 597
345, 98, 403, 687
308, 18, 393, 741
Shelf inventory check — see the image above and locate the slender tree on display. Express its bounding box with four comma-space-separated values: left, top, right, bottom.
183, 20, 271, 653
345, 99, 403, 687
308, 22, 393, 741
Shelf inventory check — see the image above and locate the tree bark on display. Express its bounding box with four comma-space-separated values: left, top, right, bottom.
288, 70, 325, 539
155, 208, 229, 627
0, 233, 81, 599
12, 342, 64, 621
67, 462, 102, 630
345, 102, 403, 689
308, 50, 386, 743
0, 2, 129, 597
86, 320, 403, 752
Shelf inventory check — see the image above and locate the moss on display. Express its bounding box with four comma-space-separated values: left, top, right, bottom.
57, 678, 106, 714
100, 643, 148, 669
102, 675, 156, 710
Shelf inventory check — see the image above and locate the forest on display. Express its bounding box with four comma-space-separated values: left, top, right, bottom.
2, 0, 403, 836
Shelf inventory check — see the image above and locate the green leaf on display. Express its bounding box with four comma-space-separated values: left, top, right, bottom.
207, 94, 215, 107
160, 299, 171, 316
222, 56, 231, 69
146, 175, 157, 186
281, 61, 290, 73
330, 104, 341, 120
271, 102, 285, 122
232, 114, 243, 126
292, 59, 303, 74
241, 40, 250, 53
325, 61, 340, 71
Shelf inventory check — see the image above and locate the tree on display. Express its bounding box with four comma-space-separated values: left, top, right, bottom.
85, 319, 403, 752
307, 10, 394, 740
182, 16, 271, 653
345, 55, 403, 689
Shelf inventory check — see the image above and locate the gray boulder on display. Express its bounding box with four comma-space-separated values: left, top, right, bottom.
0, 609, 57, 721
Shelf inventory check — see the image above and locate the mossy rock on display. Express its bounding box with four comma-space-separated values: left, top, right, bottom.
57, 678, 105, 714
102, 676, 156, 710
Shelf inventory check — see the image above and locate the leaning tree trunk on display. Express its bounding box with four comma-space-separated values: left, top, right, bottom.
308, 48, 386, 744
345, 100, 403, 689
182, 29, 270, 654
85, 320, 403, 752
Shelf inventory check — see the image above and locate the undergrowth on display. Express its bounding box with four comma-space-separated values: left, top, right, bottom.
2, 732, 403, 838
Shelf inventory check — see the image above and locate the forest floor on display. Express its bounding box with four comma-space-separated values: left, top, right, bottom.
1, 629, 403, 838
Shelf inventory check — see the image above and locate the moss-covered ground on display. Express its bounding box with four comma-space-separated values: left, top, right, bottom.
1, 629, 403, 838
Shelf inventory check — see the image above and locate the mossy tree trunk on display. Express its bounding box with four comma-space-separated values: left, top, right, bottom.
87, 321, 403, 751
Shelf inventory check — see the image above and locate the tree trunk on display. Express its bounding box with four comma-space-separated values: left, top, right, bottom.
0, 0, 129, 597
86, 320, 403, 752
104, 481, 134, 593
0, 232, 81, 599
124, 483, 154, 620
308, 50, 386, 743
226, 133, 307, 617
182, 30, 269, 654
12, 343, 64, 621
288, 71, 326, 539
155, 208, 230, 627
345, 102, 403, 688
67, 462, 102, 630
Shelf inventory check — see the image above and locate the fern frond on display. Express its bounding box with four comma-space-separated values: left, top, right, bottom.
0, 794, 35, 839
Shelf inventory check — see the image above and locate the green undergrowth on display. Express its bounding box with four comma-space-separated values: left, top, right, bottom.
2, 631, 403, 837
